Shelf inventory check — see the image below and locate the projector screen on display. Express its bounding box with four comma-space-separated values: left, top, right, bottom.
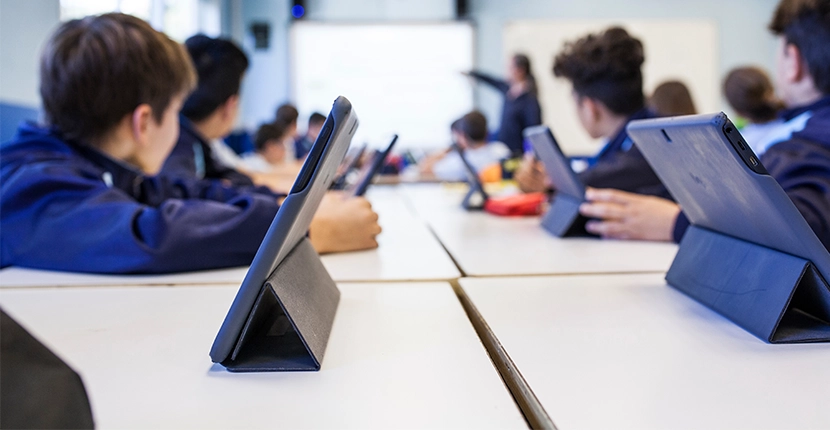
291, 22, 475, 150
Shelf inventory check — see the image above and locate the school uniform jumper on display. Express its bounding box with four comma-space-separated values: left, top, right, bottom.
0, 123, 282, 273
160, 115, 254, 186
672, 96, 830, 250
579, 108, 671, 199
468, 71, 542, 157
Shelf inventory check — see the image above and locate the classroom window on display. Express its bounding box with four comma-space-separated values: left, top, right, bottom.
59, 0, 220, 42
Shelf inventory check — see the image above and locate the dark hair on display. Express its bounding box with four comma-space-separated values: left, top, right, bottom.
513, 54, 538, 97
308, 112, 326, 127
723, 66, 784, 123
40, 13, 196, 143
454, 111, 488, 142
769, 0, 830, 94
180, 34, 248, 122
648, 80, 698, 116
254, 122, 287, 152
275, 103, 299, 125
553, 27, 645, 116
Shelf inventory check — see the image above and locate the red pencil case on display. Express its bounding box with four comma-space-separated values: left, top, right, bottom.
484, 192, 546, 216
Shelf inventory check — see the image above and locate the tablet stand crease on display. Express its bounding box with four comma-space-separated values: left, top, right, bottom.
222, 237, 340, 371
668, 226, 830, 343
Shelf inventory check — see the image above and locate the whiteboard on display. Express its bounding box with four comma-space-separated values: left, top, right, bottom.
291, 22, 475, 149
503, 19, 719, 155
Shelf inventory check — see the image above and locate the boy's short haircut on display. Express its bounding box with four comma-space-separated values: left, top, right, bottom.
308, 112, 326, 127
769, 0, 830, 95
40, 13, 196, 143
456, 111, 488, 142
553, 26, 646, 116
255, 122, 287, 152
181, 35, 249, 122
276, 104, 299, 125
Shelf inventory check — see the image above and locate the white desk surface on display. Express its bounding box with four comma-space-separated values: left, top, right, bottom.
0, 282, 524, 429
460, 274, 830, 430
401, 184, 678, 277
0, 186, 459, 288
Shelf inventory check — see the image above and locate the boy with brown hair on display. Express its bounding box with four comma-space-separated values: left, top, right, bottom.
0, 13, 380, 273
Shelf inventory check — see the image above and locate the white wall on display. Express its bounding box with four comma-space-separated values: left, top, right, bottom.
0, 0, 60, 107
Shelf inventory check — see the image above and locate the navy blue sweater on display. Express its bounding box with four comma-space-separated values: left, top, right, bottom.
673, 96, 830, 250
160, 116, 254, 186
468, 71, 542, 156
0, 123, 281, 273
579, 108, 671, 199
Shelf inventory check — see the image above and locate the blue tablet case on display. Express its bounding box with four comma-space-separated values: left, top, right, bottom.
523, 125, 589, 237
452, 144, 488, 210
210, 97, 358, 370
628, 113, 830, 343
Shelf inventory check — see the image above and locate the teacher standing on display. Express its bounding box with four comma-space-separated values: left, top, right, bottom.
464, 54, 542, 157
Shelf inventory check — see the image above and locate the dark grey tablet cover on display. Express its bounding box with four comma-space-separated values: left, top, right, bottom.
452, 143, 488, 210
210, 96, 358, 369
349, 134, 398, 197
523, 125, 589, 236
628, 112, 830, 342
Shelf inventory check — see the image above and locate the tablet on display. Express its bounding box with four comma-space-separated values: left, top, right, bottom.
210, 96, 358, 364
627, 112, 830, 282
523, 125, 585, 200
331, 143, 366, 190
348, 134, 398, 197
452, 143, 489, 209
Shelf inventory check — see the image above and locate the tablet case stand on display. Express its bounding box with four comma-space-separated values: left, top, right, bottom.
540, 193, 588, 237
668, 225, 830, 343
221, 237, 340, 371
461, 178, 488, 210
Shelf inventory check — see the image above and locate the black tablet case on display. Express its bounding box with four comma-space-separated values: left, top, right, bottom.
628, 113, 830, 343
524, 125, 589, 237
452, 144, 488, 210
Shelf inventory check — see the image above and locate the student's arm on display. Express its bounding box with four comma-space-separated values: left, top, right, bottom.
761, 139, 830, 250
466, 71, 510, 94
0, 172, 280, 274
577, 146, 668, 197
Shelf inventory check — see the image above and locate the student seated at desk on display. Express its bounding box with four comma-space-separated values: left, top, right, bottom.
0, 13, 381, 274
514, 27, 670, 200
419, 111, 511, 182
723, 66, 787, 155
160, 35, 299, 192
578, 0, 830, 249
275, 103, 300, 161
241, 122, 289, 173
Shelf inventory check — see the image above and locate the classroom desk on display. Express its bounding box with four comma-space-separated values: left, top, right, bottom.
401, 183, 678, 277
459, 274, 830, 430
0, 282, 525, 429
0, 186, 459, 288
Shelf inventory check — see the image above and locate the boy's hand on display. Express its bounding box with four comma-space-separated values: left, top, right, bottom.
514, 157, 549, 193
309, 192, 382, 254
579, 187, 680, 241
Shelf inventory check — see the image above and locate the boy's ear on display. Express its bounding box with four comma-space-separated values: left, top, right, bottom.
783, 42, 807, 83
221, 94, 240, 120
131, 103, 154, 146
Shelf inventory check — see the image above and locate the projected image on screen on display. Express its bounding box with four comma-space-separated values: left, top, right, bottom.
291, 23, 474, 150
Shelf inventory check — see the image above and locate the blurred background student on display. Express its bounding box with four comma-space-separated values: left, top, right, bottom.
723, 66, 786, 155
464, 53, 542, 157
242, 122, 289, 173
275, 103, 299, 161
295, 112, 326, 160
419, 111, 510, 182
648, 80, 698, 116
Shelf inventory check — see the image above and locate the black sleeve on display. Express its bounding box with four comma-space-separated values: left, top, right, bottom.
468, 71, 510, 94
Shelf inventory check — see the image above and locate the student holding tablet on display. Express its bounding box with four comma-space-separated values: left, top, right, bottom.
514, 27, 670, 200
0, 14, 381, 274
578, 0, 830, 250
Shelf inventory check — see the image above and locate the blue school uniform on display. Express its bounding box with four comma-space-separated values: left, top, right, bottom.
672, 96, 830, 249
0, 123, 282, 274
161, 116, 254, 186
579, 108, 671, 199
468, 71, 542, 156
